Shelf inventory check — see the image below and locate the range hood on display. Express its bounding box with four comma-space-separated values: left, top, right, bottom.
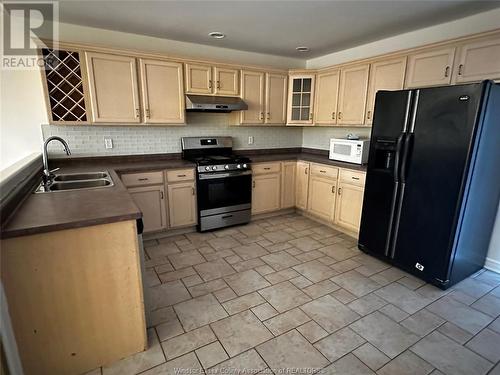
185, 94, 248, 112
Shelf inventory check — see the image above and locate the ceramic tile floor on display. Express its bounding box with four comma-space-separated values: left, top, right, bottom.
87, 213, 500, 375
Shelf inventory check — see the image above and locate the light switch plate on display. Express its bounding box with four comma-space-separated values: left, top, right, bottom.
248, 136, 254, 145
104, 138, 113, 149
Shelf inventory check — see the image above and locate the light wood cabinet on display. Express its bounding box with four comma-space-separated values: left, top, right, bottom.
185, 63, 213, 94
337, 64, 370, 125
308, 175, 337, 222
265, 73, 287, 125
295, 161, 310, 210
128, 185, 167, 233
405, 47, 456, 88
139, 59, 185, 124
365, 57, 406, 125
453, 36, 500, 84
214, 66, 239, 96
314, 70, 340, 126
287, 74, 315, 125
240, 70, 265, 124
281, 161, 296, 208
335, 181, 364, 233
85, 52, 140, 123
167, 182, 197, 228
252, 173, 281, 214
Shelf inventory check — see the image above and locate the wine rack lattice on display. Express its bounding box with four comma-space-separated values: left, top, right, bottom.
42, 49, 88, 122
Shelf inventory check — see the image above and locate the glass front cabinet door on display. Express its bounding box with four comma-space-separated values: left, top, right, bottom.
287, 74, 315, 125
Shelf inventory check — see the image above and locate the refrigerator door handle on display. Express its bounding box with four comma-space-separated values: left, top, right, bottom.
393, 133, 405, 182
400, 133, 414, 184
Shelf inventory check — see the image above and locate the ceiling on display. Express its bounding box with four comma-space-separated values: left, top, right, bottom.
56, 0, 500, 59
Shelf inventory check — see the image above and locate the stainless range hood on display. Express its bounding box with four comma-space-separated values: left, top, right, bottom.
185, 94, 248, 112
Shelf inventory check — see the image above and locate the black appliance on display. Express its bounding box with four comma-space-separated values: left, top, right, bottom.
181, 136, 252, 232
359, 81, 500, 289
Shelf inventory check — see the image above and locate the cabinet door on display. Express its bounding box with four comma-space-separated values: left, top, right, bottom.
128, 185, 167, 233
281, 161, 296, 208
405, 47, 456, 88
314, 70, 340, 126
337, 64, 370, 125
365, 57, 406, 125
214, 67, 239, 96
167, 182, 197, 228
139, 59, 185, 124
295, 162, 310, 210
85, 52, 140, 123
335, 182, 364, 233
307, 176, 336, 222
265, 73, 287, 125
287, 75, 315, 125
185, 63, 213, 94
453, 36, 500, 83
240, 70, 265, 125
252, 174, 281, 214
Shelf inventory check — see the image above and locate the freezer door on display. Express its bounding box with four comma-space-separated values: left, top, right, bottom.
391, 83, 484, 283
358, 90, 412, 257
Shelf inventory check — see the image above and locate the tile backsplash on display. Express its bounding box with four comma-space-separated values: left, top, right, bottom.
41, 113, 371, 157
42, 113, 303, 157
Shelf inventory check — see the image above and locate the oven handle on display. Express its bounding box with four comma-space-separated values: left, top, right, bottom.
198, 170, 252, 180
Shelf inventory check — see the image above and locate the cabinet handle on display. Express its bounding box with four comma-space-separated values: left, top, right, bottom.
338, 187, 342, 195
146, 108, 151, 118
160, 190, 164, 199
208, 80, 212, 89
192, 187, 195, 196
252, 180, 256, 188
367, 110, 371, 120
263, 167, 271, 170
332, 112, 336, 120
444, 66, 450, 78
458, 64, 464, 76
309, 113, 313, 120
177, 174, 186, 177
138, 178, 149, 181
331, 185, 335, 194
217, 80, 221, 89
259, 112, 264, 120
338, 112, 342, 119
267, 112, 270, 120
352, 176, 359, 180
135, 108, 140, 118
320, 170, 326, 173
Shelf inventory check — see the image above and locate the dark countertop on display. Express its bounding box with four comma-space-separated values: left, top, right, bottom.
1, 149, 365, 239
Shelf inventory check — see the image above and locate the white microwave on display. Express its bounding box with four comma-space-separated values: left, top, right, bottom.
329, 138, 370, 164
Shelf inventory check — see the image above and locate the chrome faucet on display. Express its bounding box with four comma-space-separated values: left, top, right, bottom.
42, 136, 71, 185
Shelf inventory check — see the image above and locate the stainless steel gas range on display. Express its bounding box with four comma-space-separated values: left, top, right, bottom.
181, 137, 252, 232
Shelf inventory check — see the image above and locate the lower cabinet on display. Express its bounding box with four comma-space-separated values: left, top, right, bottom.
128, 185, 167, 233
307, 174, 337, 222
335, 181, 365, 233
252, 163, 281, 214
295, 161, 310, 210
167, 181, 197, 228
281, 161, 296, 208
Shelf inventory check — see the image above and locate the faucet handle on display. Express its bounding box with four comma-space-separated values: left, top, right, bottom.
50, 168, 60, 173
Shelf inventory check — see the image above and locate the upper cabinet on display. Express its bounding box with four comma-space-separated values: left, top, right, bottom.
405, 47, 456, 88
287, 74, 315, 125
139, 59, 185, 125
314, 70, 340, 126
185, 63, 239, 96
452, 36, 500, 84
265, 73, 288, 125
337, 63, 370, 125
365, 57, 406, 125
85, 52, 141, 123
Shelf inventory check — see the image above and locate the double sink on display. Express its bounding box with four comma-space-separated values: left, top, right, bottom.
35, 171, 114, 193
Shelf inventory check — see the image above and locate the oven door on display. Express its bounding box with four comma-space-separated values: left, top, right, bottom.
197, 170, 252, 216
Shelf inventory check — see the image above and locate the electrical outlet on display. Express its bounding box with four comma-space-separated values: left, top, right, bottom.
248, 136, 254, 145
104, 138, 113, 149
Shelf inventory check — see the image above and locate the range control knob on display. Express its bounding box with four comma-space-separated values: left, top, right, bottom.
236, 164, 241, 169
212, 166, 217, 170
242, 163, 247, 169
205, 166, 210, 171
224, 165, 229, 170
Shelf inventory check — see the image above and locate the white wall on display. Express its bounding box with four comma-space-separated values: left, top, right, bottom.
307, 7, 500, 69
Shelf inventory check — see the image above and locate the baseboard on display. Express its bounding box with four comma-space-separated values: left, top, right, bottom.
484, 257, 500, 274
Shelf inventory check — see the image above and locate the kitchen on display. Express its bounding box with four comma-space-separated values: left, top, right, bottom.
1, 1, 500, 375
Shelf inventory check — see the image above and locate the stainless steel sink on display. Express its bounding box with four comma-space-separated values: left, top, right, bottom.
54, 172, 109, 181
35, 171, 114, 193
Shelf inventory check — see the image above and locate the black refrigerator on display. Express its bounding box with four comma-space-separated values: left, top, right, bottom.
358, 81, 500, 289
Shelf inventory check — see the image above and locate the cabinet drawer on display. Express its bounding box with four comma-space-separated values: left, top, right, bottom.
340, 169, 366, 186
252, 162, 281, 175
166, 168, 195, 183
310, 164, 338, 179
122, 171, 164, 187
